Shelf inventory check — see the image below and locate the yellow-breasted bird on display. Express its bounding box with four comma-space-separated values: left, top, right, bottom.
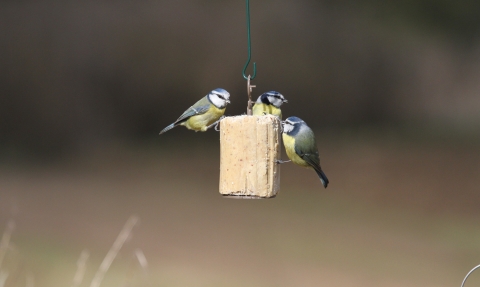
280, 116, 329, 188
159, 88, 230, 134
252, 91, 287, 118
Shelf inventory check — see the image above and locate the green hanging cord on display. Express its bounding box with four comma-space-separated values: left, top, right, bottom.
242, 0, 256, 80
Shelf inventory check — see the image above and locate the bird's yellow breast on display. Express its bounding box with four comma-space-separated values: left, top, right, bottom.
282, 133, 309, 167
184, 104, 225, 131
252, 103, 282, 119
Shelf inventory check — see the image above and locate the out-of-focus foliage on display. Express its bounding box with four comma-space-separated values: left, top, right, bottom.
358, 0, 480, 42
1, 0, 480, 156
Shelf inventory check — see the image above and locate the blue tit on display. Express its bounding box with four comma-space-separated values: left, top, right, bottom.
159, 88, 230, 134
281, 116, 329, 188
252, 91, 288, 118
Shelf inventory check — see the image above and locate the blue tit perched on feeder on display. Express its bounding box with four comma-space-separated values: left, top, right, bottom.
252, 91, 288, 119
280, 116, 329, 188
159, 88, 230, 134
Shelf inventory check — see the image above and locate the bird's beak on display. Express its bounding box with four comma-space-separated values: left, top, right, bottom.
226, 99, 231, 104
283, 99, 288, 103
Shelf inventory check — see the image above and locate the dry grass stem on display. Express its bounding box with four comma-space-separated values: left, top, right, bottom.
25, 271, 34, 287
134, 248, 148, 273
0, 271, 8, 287
89, 215, 139, 287
0, 220, 15, 270
71, 249, 89, 287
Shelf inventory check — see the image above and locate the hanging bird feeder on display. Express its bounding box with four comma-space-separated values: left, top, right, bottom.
219, 0, 281, 199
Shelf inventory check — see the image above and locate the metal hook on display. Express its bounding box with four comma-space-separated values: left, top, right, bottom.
242, 0, 256, 80
246, 75, 256, 115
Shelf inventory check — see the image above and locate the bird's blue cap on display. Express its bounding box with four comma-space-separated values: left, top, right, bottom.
285, 116, 304, 123
213, 88, 228, 94
263, 91, 280, 96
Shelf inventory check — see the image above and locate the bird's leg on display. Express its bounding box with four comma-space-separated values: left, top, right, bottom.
207, 116, 226, 131
214, 121, 222, 131
275, 159, 291, 164
206, 121, 219, 131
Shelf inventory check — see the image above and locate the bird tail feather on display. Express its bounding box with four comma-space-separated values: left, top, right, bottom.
159, 123, 176, 135
315, 169, 329, 188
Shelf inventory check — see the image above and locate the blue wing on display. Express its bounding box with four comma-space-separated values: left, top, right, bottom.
174, 104, 210, 125
294, 129, 329, 188
159, 96, 211, 134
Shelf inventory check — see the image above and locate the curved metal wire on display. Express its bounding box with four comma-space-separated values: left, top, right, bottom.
242, 0, 256, 80
461, 264, 480, 287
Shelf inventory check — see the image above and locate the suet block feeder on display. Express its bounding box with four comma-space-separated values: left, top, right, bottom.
219, 115, 281, 198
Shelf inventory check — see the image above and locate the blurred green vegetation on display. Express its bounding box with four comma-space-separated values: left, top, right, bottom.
1, 0, 480, 157
1, 2, 480, 286
359, 0, 480, 42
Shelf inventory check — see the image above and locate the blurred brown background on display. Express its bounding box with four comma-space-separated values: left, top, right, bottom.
1, 1, 480, 286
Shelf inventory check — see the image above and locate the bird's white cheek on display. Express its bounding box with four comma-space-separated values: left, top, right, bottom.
209, 94, 227, 108
269, 97, 282, 107
283, 123, 293, 133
